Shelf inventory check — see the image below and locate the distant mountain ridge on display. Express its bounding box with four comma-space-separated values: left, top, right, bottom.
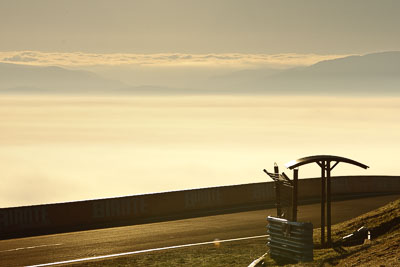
208, 51, 400, 94
0, 62, 126, 93
267, 51, 400, 94
309, 51, 400, 74
1, 51, 399, 95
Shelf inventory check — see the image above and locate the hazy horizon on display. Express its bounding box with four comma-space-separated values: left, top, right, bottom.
1, 50, 400, 96
1, 95, 399, 208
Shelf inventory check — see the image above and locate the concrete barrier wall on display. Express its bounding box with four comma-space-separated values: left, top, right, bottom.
297, 176, 400, 199
0, 176, 399, 239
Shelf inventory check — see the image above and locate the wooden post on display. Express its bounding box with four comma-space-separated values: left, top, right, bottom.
292, 168, 298, 222
327, 161, 332, 247
274, 164, 281, 217
321, 161, 326, 248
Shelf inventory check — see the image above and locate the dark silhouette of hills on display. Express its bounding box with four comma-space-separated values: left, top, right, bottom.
307, 51, 400, 74
0, 63, 125, 94
204, 51, 400, 95
1, 51, 399, 95
205, 67, 281, 92
259, 51, 400, 94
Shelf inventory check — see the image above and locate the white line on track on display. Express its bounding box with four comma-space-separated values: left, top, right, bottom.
26, 234, 268, 267
0, 243, 62, 253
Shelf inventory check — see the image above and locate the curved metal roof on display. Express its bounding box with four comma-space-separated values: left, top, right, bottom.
285, 155, 369, 170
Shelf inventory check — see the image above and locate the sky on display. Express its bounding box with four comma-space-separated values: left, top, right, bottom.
1, 0, 400, 55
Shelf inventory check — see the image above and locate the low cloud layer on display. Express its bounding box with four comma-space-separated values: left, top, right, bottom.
0, 51, 349, 68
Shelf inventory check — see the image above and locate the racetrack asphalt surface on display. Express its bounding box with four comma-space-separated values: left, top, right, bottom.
1, 194, 399, 267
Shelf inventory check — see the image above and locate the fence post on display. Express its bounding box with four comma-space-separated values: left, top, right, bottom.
321, 161, 326, 248
327, 161, 332, 247
274, 164, 281, 217
292, 168, 298, 222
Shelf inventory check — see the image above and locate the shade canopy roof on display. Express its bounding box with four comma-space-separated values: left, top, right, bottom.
285, 155, 369, 170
